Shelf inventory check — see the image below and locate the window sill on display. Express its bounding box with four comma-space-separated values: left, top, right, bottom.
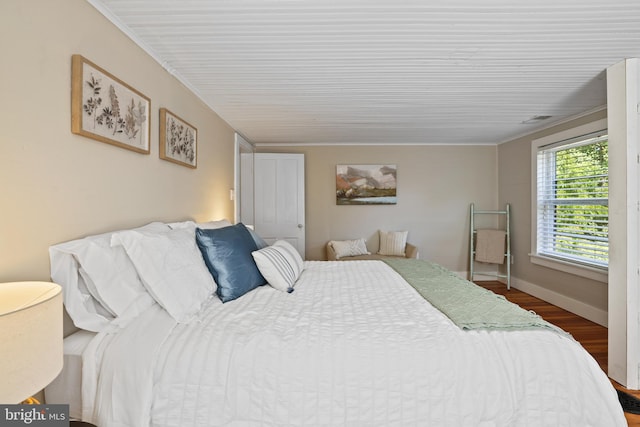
529, 254, 608, 283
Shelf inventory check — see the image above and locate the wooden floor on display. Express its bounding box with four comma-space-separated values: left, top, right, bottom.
476, 281, 639, 427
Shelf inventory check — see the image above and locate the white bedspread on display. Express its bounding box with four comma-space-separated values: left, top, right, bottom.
82, 261, 625, 426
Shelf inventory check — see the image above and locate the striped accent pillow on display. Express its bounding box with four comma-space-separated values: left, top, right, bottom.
377, 230, 408, 257
252, 241, 303, 293
273, 240, 304, 272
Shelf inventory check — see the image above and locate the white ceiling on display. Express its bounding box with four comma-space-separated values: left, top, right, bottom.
88, 0, 640, 146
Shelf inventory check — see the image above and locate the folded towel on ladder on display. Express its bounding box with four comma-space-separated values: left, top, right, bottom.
475, 229, 506, 264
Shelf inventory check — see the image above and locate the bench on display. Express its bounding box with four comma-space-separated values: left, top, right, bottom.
326, 241, 418, 261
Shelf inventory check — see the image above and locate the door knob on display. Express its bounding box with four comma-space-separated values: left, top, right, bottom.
298, 224, 304, 229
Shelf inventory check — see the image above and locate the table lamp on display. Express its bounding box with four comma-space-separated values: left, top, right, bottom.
0, 282, 63, 404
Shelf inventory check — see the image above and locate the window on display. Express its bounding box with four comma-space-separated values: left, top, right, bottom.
531, 120, 608, 278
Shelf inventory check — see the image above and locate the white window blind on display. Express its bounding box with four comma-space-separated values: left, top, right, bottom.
536, 131, 608, 269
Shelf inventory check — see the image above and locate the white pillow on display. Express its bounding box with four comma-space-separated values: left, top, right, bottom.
72, 222, 169, 316
49, 248, 113, 332
252, 240, 303, 292
49, 221, 170, 331
199, 219, 233, 229
378, 230, 408, 256
330, 238, 370, 259
111, 227, 216, 323
168, 219, 232, 231
78, 267, 116, 316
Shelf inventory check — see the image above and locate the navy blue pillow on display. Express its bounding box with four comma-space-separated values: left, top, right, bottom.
195, 223, 266, 303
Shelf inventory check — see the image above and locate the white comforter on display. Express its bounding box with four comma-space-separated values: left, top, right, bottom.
82, 261, 625, 426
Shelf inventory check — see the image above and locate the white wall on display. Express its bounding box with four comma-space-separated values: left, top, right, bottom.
1, 1, 618, 352
0, 0, 236, 283
607, 58, 640, 389
235, 134, 255, 225
498, 110, 609, 325
259, 144, 498, 272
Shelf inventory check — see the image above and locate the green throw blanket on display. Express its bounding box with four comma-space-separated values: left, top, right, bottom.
383, 258, 565, 334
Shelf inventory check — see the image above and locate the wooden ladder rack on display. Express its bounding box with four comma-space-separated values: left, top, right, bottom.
469, 203, 511, 289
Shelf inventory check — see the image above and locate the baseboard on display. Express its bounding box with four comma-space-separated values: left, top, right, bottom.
510, 276, 608, 327
455, 271, 608, 327
453, 271, 470, 280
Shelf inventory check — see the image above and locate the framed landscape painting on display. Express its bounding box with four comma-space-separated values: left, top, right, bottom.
336, 164, 397, 205
71, 55, 150, 154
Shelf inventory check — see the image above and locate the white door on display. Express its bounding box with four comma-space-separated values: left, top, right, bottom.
254, 153, 305, 258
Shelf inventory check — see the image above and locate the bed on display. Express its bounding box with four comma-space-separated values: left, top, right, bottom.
46, 221, 626, 426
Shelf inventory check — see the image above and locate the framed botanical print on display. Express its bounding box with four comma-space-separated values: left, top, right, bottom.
71, 54, 150, 154
159, 108, 197, 168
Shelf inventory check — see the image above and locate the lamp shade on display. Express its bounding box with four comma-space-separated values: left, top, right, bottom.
0, 281, 63, 403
